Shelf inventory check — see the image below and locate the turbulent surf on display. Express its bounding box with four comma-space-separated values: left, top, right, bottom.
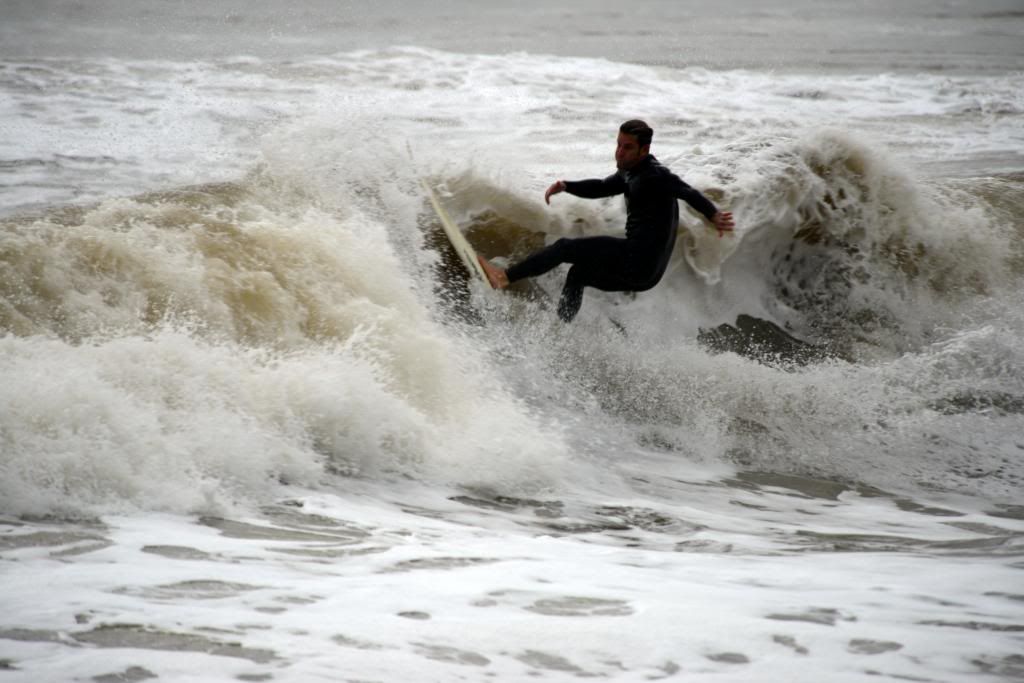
2, 3, 1023, 681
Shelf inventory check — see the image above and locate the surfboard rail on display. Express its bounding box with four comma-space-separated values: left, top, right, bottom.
421, 179, 492, 287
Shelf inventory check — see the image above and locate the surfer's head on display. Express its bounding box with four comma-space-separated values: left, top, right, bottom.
616, 119, 652, 170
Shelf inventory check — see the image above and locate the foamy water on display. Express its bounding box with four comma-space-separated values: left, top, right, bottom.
2, 3, 1024, 682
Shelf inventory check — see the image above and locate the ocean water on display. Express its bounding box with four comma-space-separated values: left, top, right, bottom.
2, 2, 1023, 681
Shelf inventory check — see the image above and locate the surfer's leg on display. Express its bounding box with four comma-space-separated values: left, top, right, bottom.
505, 238, 573, 282
505, 236, 632, 321
507, 236, 626, 283
557, 263, 635, 321
553, 237, 633, 322
557, 265, 587, 321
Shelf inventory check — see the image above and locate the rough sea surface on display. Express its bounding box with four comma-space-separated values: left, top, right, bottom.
1, 2, 1023, 681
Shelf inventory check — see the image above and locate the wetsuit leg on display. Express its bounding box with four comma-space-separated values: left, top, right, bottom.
557, 264, 589, 321
557, 253, 636, 320
506, 236, 634, 322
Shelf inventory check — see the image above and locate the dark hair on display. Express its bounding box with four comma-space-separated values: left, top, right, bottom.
619, 119, 653, 147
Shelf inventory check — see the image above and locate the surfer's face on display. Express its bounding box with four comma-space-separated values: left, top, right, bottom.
615, 132, 649, 170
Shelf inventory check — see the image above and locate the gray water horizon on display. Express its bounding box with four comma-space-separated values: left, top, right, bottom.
2, 0, 1023, 73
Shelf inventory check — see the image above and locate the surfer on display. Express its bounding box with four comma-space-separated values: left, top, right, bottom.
477, 119, 734, 322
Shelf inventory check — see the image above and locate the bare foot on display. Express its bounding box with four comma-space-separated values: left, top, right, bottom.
477, 255, 509, 289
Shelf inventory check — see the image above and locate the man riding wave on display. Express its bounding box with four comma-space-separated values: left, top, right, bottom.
478, 119, 735, 321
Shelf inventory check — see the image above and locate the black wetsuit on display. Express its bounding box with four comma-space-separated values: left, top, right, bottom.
506, 155, 719, 321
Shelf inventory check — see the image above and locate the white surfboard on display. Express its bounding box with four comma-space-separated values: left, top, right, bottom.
421, 180, 492, 287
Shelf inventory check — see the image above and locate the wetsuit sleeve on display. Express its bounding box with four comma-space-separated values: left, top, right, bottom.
670, 175, 718, 221
563, 173, 627, 199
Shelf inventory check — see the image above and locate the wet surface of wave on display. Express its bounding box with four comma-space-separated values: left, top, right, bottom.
2, 473, 1022, 681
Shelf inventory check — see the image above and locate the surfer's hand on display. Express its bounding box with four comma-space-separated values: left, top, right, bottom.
712, 211, 735, 237
545, 180, 566, 205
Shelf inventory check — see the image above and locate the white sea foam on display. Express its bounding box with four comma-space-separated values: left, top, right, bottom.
2, 47, 1022, 214
2, 47, 1022, 513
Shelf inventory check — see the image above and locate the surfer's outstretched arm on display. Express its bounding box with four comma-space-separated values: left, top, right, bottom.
669, 175, 736, 237
546, 174, 626, 204
477, 255, 509, 289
